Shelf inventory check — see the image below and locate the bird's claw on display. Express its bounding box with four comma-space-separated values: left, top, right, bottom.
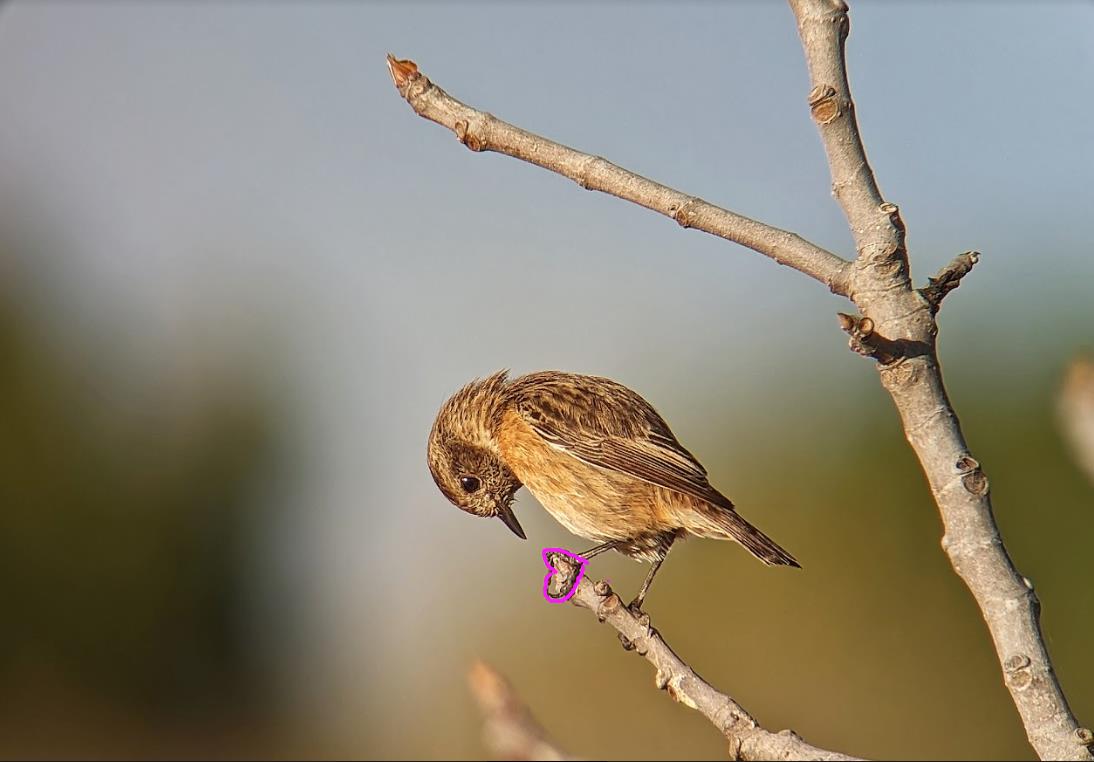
627, 599, 652, 623
619, 601, 655, 649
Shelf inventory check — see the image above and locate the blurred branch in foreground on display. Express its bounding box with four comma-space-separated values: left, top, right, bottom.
468, 660, 574, 762
1059, 354, 1094, 485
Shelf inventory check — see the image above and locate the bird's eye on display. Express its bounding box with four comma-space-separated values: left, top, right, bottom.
459, 475, 481, 493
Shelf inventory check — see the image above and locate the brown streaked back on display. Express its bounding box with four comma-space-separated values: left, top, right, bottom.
501, 371, 736, 513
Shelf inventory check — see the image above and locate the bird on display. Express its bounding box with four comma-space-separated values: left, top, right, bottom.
427, 370, 799, 610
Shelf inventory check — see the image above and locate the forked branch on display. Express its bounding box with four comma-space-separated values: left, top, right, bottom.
390, 2, 1090, 758
789, 2, 1089, 758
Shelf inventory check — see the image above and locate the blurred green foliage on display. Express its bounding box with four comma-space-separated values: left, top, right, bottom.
0, 243, 282, 756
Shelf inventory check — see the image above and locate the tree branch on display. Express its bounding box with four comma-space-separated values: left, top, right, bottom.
920, 251, 981, 314
390, 3, 1091, 757
788, 0, 908, 281
789, 2, 1090, 759
543, 556, 861, 762
386, 55, 852, 295
468, 660, 575, 761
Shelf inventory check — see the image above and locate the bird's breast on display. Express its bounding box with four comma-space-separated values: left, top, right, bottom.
494, 408, 664, 542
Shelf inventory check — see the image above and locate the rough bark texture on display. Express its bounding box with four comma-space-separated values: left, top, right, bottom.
789, 1, 1090, 759
390, 1, 1091, 758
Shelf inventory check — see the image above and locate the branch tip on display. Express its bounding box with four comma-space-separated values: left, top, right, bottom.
468, 659, 507, 710
386, 54, 420, 89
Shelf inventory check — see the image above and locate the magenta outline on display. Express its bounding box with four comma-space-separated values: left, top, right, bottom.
541, 547, 589, 603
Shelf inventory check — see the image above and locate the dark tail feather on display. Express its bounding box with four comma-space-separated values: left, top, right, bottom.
705, 509, 800, 568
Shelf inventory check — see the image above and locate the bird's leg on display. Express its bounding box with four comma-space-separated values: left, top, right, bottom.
629, 556, 665, 614
617, 535, 676, 651
576, 540, 617, 560
628, 534, 676, 613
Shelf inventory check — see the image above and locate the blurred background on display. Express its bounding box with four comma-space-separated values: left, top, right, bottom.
1, 2, 1092, 759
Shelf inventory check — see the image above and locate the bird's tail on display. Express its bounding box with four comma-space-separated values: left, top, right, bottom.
695, 505, 800, 568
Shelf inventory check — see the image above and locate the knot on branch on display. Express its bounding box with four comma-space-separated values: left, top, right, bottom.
878, 202, 906, 234
671, 197, 702, 228
575, 155, 611, 190
920, 250, 981, 314
955, 454, 990, 497
454, 118, 491, 152
594, 588, 622, 623
1004, 653, 1034, 691
836, 313, 901, 365
807, 85, 842, 125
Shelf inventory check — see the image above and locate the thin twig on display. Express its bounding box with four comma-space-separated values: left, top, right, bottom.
542, 557, 862, 761
468, 660, 575, 761
386, 55, 851, 295
920, 250, 981, 314
789, 2, 1090, 758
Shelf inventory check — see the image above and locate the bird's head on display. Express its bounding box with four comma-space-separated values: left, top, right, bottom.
427, 371, 525, 538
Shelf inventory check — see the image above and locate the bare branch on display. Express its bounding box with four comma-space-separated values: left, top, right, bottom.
920, 251, 981, 314
788, 0, 908, 280
544, 556, 862, 762
468, 660, 575, 761
386, 55, 852, 295
392, 5, 1091, 757
790, 2, 1091, 758
1059, 354, 1094, 485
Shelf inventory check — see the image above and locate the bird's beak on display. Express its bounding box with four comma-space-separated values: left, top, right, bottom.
496, 505, 526, 539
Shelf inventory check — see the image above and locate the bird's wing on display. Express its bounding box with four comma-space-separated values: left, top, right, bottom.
507, 372, 734, 511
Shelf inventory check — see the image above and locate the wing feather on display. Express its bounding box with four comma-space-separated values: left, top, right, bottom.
506, 372, 734, 511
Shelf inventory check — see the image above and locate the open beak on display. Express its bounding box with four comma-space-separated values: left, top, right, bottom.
496, 505, 526, 539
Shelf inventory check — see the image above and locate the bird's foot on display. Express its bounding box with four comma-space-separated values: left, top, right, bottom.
618, 602, 654, 652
